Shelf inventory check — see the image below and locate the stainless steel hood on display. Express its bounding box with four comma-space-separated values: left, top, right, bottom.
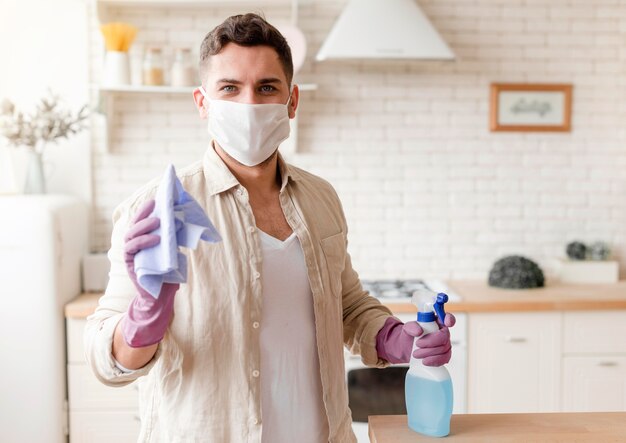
316, 0, 455, 61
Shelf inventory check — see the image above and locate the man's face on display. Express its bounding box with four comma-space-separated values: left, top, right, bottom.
194, 43, 298, 119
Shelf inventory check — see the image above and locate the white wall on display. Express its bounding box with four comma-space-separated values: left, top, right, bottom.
87, 0, 626, 281
0, 0, 91, 203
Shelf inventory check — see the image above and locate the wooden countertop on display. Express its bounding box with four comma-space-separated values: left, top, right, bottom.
65, 293, 101, 319
386, 280, 626, 313
368, 412, 626, 442
65, 280, 626, 319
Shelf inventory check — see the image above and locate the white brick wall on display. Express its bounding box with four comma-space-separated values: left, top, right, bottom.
88, 0, 626, 281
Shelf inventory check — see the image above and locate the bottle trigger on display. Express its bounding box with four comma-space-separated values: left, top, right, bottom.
434, 293, 448, 325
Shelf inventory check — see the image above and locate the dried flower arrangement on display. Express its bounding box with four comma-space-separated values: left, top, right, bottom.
0, 90, 89, 153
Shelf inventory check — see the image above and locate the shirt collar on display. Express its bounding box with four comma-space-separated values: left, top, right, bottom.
203, 142, 302, 196
277, 150, 302, 191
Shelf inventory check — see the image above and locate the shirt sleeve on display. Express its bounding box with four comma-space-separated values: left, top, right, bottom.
327, 188, 394, 368
340, 246, 394, 368
83, 199, 161, 386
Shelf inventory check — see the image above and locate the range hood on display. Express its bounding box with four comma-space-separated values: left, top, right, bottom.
316, 0, 455, 61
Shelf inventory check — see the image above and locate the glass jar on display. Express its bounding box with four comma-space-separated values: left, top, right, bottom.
171, 48, 197, 87
142, 47, 164, 86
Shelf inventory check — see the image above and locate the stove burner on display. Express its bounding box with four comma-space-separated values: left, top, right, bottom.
361, 279, 432, 299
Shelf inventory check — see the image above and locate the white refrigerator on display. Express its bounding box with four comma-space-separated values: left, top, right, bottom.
0, 195, 88, 443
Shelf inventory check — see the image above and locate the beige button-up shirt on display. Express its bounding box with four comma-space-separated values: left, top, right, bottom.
84, 145, 393, 442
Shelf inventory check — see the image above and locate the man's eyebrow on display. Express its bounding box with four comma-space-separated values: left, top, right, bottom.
216, 78, 243, 84
215, 78, 283, 85
258, 78, 282, 84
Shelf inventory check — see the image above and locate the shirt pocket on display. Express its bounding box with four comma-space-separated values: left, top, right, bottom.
320, 231, 346, 298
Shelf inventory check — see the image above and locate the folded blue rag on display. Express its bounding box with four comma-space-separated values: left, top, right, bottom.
134, 164, 222, 298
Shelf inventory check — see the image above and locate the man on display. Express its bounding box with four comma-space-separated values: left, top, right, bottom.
85, 13, 455, 443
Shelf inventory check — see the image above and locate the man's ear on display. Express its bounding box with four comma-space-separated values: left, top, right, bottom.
192, 87, 209, 119
288, 84, 299, 119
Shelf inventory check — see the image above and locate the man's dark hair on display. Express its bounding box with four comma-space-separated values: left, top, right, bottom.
199, 13, 294, 86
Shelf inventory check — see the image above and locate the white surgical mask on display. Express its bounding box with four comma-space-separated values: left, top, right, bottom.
199, 86, 293, 167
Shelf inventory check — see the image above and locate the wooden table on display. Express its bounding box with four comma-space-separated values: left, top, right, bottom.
368, 413, 626, 442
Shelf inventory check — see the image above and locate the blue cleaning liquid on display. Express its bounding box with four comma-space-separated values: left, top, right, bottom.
405, 373, 453, 437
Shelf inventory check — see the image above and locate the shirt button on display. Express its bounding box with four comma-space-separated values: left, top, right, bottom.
253, 418, 261, 425
254, 271, 261, 279
248, 226, 255, 233
252, 370, 260, 378
253, 322, 260, 329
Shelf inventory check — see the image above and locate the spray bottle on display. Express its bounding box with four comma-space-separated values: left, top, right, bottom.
405, 289, 453, 437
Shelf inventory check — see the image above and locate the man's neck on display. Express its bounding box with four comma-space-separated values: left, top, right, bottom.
213, 142, 281, 196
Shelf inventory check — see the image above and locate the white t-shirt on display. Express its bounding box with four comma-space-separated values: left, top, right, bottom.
258, 229, 329, 443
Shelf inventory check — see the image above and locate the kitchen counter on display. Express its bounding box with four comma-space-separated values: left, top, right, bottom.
65, 280, 626, 318
387, 280, 626, 314
368, 412, 626, 442
65, 292, 101, 318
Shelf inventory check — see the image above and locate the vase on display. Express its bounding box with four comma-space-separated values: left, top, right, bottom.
0, 146, 19, 194
23, 149, 46, 194
0, 146, 37, 194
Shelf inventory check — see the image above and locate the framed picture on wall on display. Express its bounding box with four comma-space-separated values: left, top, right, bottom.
490, 83, 573, 132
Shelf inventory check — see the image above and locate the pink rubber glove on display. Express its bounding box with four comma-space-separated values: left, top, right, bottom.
120, 199, 180, 348
376, 313, 456, 366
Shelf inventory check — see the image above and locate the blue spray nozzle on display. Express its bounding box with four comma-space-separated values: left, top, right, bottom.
434, 293, 448, 325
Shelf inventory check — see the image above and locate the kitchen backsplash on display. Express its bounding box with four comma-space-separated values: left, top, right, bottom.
87, 0, 626, 280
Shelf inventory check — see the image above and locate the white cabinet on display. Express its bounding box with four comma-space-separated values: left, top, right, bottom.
562, 356, 626, 412
468, 309, 626, 414
561, 311, 626, 412
468, 312, 561, 413
66, 318, 140, 442
562, 311, 626, 354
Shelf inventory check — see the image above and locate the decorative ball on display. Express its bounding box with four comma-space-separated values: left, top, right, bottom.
566, 241, 587, 260
588, 241, 610, 261
488, 255, 545, 289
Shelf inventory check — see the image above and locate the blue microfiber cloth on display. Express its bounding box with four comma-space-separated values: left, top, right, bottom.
134, 164, 222, 298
